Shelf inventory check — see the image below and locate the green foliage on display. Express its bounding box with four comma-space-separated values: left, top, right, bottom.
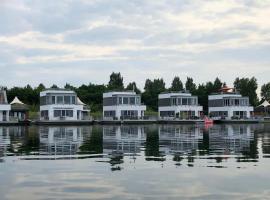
261, 82, 270, 101
234, 77, 259, 106
107, 72, 124, 91
185, 77, 196, 94
142, 78, 166, 111
126, 82, 141, 94
170, 76, 183, 91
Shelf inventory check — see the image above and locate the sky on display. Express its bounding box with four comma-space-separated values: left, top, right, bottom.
0, 0, 270, 91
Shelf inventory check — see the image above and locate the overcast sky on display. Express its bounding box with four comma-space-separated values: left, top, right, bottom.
0, 0, 270, 90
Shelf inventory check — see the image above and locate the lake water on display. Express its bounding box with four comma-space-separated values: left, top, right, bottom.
1, 123, 270, 200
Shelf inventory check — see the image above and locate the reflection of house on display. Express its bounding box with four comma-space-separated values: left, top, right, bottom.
10, 97, 29, 121
40, 89, 90, 121
0, 127, 10, 156
103, 91, 146, 120
208, 124, 254, 155
0, 88, 11, 122
159, 125, 203, 154
158, 92, 203, 119
208, 86, 254, 120
103, 126, 146, 154
39, 126, 91, 155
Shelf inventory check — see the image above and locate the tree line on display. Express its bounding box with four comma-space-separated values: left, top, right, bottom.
4, 72, 270, 113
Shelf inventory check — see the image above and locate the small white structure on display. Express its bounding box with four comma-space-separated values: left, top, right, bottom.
0, 88, 11, 122
40, 89, 90, 121
208, 87, 254, 120
103, 91, 146, 120
158, 91, 203, 119
10, 96, 29, 121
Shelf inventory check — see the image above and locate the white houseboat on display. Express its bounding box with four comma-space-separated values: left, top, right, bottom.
158, 91, 203, 119
40, 89, 90, 121
103, 91, 146, 120
208, 86, 254, 120
0, 88, 11, 122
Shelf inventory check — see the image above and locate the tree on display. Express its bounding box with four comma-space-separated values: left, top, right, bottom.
107, 72, 124, 91
126, 82, 141, 94
185, 77, 196, 94
64, 83, 76, 91
234, 77, 259, 106
50, 84, 58, 89
170, 76, 183, 91
261, 82, 270, 101
142, 78, 166, 111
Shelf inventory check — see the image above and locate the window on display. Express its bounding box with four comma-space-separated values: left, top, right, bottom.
64, 96, 71, 104
52, 96, 55, 104
104, 111, 116, 117
123, 97, 128, 104
54, 110, 61, 117
57, 96, 63, 104
182, 98, 187, 105
118, 97, 122, 104
171, 98, 177, 105
72, 96, 76, 104
130, 97, 135, 105
136, 97, 140, 105
66, 110, 73, 117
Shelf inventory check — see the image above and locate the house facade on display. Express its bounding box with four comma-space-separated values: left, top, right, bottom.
40, 89, 90, 121
103, 91, 146, 120
208, 88, 254, 120
158, 92, 203, 119
0, 88, 11, 122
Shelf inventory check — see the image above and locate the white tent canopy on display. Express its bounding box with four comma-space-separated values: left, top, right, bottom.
257, 100, 270, 108
10, 96, 25, 105
77, 97, 86, 105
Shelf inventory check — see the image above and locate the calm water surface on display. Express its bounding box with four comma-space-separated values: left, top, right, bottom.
1, 124, 270, 200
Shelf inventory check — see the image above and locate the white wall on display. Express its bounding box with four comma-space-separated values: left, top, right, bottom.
209, 106, 254, 119
158, 105, 203, 117
40, 104, 85, 121
103, 105, 147, 118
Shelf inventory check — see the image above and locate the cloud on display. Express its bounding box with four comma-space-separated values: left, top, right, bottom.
0, 0, 270, 92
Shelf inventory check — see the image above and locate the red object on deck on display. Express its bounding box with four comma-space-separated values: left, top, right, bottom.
204, 116, 213, 124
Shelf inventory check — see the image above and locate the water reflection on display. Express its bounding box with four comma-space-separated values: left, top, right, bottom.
0, 124, 267, 165
39, 126, 92, 156
208, 124, 257, 163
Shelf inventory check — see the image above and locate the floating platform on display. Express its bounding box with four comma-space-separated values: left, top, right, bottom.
214, 119, 261, 124
0, 120, 31, 126
98, 119, 204, 125
33, 120, 94, 126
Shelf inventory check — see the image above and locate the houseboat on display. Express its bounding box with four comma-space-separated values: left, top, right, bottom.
10, 96, 29, 122
40, 89, 90, 121
158, 91, 203, 120
103, 91, 146, 120
208, 86, 254, 120
0, 88, 11, 122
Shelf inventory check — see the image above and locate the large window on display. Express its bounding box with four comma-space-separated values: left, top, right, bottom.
57, 96, 63, 104
54, 110, 61, 117
72, 96, 76, 104
64, 96, 71, 104
136, 97, 140, 105
118, 97, 122, 104
52, 96, 55, 104
104, 110, 116, 117
130, 97, 135, 105
123, 97, 129, 104
182, 98, 188, 105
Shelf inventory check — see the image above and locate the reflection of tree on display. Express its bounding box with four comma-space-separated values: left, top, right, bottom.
13, 126, 39, 155
145, 127, 165, 161
79, 126, 103, 154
